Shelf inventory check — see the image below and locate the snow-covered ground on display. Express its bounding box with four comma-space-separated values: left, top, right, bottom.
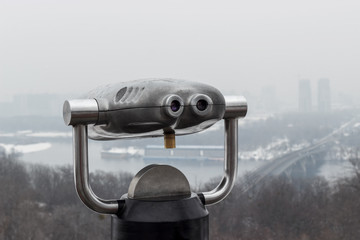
0, 142, 52, 157
239, 138, 310, 161
0, 130, 71, 138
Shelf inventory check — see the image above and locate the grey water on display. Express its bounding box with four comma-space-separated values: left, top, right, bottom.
19, 140, 352, 188
19, 141, 267, 187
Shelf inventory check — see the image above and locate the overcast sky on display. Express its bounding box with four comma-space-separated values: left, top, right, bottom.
0, 0, 359, 106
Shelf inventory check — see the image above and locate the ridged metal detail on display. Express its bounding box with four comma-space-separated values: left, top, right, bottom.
116, 86, 145, 103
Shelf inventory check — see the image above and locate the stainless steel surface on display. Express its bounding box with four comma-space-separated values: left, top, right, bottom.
200, 95, 246, 205
85, 79, 226, 140
223, 96, 248, 119
63, 99, 99, 126
64, 79, 249, 211
73, 125, 119, 214
128, 164, 191, 200
202, 118, 238, 205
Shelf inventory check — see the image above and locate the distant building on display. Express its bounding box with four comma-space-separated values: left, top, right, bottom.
317, 78, 331, 112
298, 79, 312, 112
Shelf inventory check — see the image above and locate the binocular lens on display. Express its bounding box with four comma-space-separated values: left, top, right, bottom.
170, 100, 181, 112
196, 100, 208, 111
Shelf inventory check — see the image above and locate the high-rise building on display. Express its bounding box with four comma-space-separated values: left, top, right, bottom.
317, 78, 331, 112
298, 79, 312, 112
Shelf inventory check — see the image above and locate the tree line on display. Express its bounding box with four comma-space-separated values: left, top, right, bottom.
0, 156, 132, 240
1, 154, 359, 239
207, 151, 360, 240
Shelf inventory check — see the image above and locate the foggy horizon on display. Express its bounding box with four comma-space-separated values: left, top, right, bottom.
1, 0, 360, 107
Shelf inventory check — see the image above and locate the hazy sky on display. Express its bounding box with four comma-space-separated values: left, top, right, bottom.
1, 0, 359, 104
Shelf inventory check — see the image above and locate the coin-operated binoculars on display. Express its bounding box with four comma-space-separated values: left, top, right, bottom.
63, 79, 247, 240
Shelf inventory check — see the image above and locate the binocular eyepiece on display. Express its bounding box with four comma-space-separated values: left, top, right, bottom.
162, 93, 214, 119
166, 96, 209, 113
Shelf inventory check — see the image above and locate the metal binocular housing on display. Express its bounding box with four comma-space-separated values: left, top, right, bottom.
63, 79, 247, 214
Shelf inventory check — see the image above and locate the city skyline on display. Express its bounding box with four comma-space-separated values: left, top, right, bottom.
0, 77, 355, 118
1, 0, 360, 106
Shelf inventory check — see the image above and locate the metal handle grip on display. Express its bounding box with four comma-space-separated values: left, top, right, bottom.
199, 96, 247, 205
200, 118, 238, 205
64, 100, 121, 214
73, 125, 120, 214
66, 94, 247, 210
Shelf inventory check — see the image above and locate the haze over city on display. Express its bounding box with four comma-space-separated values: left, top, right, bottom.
1, 1, 360, 239
1, 0, 359, 109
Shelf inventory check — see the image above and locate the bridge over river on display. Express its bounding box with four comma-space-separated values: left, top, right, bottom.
238, 116, 359, 193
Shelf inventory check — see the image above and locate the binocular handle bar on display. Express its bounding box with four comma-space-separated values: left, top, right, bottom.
199, 117, 238, 205
199, 96, 245, 205
67, 96, 246, 213
73, 125, 120, 214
